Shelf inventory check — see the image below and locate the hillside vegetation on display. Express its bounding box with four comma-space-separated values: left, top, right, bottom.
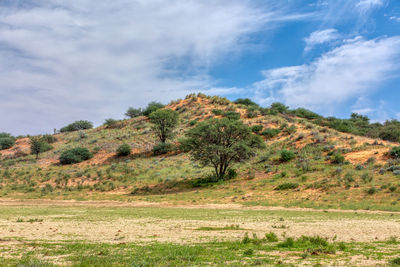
1, 93, 400, 211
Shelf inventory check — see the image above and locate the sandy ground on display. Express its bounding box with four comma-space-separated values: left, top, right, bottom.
0, 200, 399, 244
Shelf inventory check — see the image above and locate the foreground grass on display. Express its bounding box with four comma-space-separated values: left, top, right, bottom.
1, 204, 400, 266
1, 238, 400, 266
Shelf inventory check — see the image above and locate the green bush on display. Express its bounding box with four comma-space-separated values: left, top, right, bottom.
390, 257, 400, 266
366, 187, 377, 195
125, 107, 142, 118
390, 147, 400, 159
0, 136, 15, 150
275, 183, 299, 190
59, 147, 93, 165
103, 118, 119, 128
143, 102, 164, 116
41, 134, 57, 144
261, 128, 280, 138
234, 98, 258, 107
280, 150, 295, 162
211, 109, 224, 116
251, 125, 263, 133
265, 232, 279, 242
226, 169, 238, 180
60, 120, 93, 132
223, 111, 241, 120
152, 142, 174, 155
331, 153, 345, 164
116, 144, 131, 157
270, 102, 288, 113
293, 108, 321, 119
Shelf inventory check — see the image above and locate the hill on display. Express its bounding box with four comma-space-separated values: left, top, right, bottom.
1, 93, 400, 211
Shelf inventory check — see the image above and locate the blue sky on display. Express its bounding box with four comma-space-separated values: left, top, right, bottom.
0, 0, 399, 135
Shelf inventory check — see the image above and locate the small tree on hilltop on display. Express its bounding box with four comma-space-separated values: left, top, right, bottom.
125, 107, 143, 118
181, 118, 265, 180
149, 109, 179, 143
30, 136, 52, 159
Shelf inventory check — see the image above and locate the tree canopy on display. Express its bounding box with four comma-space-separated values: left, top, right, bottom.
149, 109, 179, 143
181, 118, 265, 179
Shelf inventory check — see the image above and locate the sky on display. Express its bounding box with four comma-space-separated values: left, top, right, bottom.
0, 0, 400, 135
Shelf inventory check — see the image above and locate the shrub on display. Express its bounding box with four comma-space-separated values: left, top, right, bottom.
331, 153, 345, 164
366, 187, 377, 195
390, 257, 400, 266
265, 232, 279, 242
60, 120, 93, 132
251, 125, 263, 133
280, 150, 295, 162
152, 142, 174, 155
223, 111, 241, 120
390, 147, 400, 159
116, 144, 131, 157
103, 118, 119, 128
59, 147, 93, 165
246, 106, 259, 118
226, 169, 238, 180
211, 109, 224, 116
125, 107, 142, 118
0, 137, 15, 150
275, 183, 299, 190
234, 98, 258, 107
41, 134, 57, 144
270, 102, 288, 113
261, 128, 280, 138
293, 108, 321, 119
143, 102, 164, 116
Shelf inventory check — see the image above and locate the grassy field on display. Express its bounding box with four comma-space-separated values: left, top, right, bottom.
0, 201, 400, 266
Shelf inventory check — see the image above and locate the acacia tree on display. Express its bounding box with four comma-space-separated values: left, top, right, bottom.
30, 136, 52, 159
149, 109, 179, 143
181, 118, 265, 180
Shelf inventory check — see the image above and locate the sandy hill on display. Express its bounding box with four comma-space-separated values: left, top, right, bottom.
0, 94, 399, 211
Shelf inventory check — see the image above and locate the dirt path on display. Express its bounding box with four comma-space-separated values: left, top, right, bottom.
0, 199, 400, 244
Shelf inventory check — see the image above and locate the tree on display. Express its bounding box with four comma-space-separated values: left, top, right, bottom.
149, 109, 179, 143
181, 118, 265, 180
143, 102, 164, 116
30, 136, 52, 159
60, 120, 93, 132
125, 107, 142, 118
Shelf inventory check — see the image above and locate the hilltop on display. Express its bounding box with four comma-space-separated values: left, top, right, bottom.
1, 93, 400, 211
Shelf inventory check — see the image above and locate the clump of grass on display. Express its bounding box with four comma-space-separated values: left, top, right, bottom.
275, 183, 299, 191
390, 257, 400, 266
265, 232, 279, 242
278, 235, 336, 255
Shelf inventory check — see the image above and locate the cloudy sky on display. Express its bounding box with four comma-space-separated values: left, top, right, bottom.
1, 0, 400, 135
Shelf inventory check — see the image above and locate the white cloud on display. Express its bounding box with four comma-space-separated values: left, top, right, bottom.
356, 0, 385, 13
254, 36, 400, 112
1, 0, 293, 135
389, 16, 400, 22
304, 28, 339, 52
